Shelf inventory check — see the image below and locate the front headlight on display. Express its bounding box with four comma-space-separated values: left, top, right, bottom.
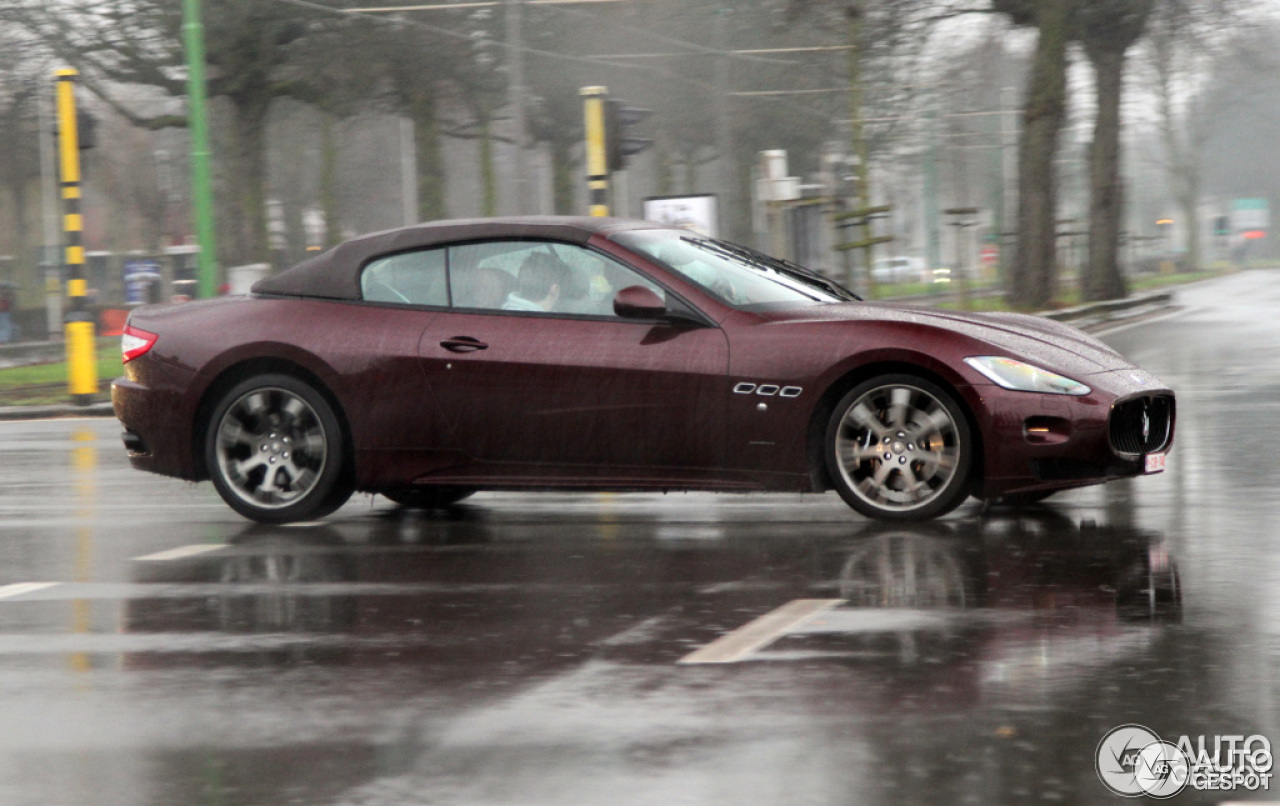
964, 356, 1091, 396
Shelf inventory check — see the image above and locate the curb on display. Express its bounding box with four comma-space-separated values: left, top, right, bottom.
0, 402, 116, 421
1040, 290, 1176, 332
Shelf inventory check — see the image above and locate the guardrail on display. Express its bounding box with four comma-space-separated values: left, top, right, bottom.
1041, 291, 1175, 328
0, 340, 68, 370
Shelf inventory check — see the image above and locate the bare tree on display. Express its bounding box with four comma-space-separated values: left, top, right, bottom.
1140, 0, 1243, 271
990, 0, 1077, 309
1, 0, 376, 266
1079, 0, 1153, 301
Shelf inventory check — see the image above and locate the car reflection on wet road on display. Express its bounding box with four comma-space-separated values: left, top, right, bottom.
1, 271, 1280, 805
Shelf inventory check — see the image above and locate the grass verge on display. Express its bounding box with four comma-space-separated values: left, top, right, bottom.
0, 338, 122, 407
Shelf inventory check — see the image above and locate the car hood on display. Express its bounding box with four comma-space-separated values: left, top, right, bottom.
759, 301, 1133, 375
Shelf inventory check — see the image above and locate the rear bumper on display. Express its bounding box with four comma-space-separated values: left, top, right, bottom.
111, 372, 202, 481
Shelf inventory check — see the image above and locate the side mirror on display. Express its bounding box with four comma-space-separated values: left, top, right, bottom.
613, 285, 666, 319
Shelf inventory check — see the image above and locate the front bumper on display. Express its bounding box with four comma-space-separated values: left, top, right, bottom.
967, 368, 1175, 498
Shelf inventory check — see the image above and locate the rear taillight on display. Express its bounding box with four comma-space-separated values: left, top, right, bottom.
121, 324, 158, 364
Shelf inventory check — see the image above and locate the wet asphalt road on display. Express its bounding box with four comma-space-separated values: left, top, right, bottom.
2, 271, 1279, 805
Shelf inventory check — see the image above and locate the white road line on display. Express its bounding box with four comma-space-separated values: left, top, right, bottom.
132, 544, 229, 562
0, 582, 59, 600
677, 598, 846, 665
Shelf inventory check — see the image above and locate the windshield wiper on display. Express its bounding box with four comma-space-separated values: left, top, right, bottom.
681, 236, 862, 301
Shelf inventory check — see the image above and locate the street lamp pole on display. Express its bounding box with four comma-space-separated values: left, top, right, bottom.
183, 0, 219, 297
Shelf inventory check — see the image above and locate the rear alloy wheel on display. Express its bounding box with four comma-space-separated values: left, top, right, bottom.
205, 374, 352, 523
826, 374, 973, 521
382, 487, 475, 509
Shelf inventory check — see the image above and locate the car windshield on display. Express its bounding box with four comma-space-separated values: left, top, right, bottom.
612, 230, 858, 309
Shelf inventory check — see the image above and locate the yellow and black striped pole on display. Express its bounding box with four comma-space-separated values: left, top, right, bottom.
581, 86, 609, 217
55, 69, 97, 406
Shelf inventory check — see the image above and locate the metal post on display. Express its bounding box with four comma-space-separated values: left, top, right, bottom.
581, 86, 609, 217
55, 69, 97, 405
183, 0, 218, 297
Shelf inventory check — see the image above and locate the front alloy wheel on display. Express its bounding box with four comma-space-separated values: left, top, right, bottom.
826, 374, 973, 521
206, 374, 352, 523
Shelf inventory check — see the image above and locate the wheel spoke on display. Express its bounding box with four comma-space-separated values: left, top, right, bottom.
234, 455, 268, 480
843, 402, 888, 440
300, 432, 326, 456
871, 459, 894, 487
281, 396, 307, 423
887, 387, 912, 427
243, 392, 269, 418
840, 443, 884, 465
218, 420, 254, 448
898, 464, 926, 502
910, 407, 955, 442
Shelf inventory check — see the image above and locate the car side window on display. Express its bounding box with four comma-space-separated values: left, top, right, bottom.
449, 240, 663, 317
361, 248, 448, 306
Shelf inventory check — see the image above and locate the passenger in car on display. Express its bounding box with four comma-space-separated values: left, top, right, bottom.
503, 253, 568, 312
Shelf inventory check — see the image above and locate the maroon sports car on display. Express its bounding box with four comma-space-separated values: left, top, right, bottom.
112, 216, 1174, 523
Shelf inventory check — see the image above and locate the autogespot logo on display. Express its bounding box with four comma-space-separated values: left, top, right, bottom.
1097, 724, 1187, 798
1097, 724, 1273, 798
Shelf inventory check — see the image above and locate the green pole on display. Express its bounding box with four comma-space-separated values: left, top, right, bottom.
183, 0, 218, 298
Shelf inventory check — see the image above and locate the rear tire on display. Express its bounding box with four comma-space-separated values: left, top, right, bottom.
205, 373, 353, 523
825, 374, 973, 521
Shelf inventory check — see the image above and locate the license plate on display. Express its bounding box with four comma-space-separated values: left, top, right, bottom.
1144, 453, 1166, 474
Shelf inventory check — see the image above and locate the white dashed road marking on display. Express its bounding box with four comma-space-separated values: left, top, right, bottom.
0, 582, 59, 600
132, 544, 229, 562
677, 598, 846, 665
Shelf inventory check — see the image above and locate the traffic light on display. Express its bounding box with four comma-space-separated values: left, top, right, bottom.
1215, 215, 1230, 237
604, 98, 652, 171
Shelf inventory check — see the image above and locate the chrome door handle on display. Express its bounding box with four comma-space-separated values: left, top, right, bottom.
440, 336, 488, 353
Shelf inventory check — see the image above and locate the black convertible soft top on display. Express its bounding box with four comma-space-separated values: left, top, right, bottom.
251, 216, 662, 301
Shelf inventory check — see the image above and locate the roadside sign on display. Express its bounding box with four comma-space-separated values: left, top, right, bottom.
123, 260, 161, 304
1231, 198, 1270, 233
643, 194, 719, 238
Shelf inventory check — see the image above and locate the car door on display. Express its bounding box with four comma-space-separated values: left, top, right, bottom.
343, 245, 461, 484
420, 240, 730, 473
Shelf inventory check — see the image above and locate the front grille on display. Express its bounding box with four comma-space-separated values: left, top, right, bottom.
1110, 395, 1174, 455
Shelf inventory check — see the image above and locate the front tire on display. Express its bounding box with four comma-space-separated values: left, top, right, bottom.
205, 373, 353, 523
825, 374, 973, 521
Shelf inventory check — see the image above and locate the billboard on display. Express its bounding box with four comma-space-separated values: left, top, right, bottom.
642, 194, 719, 238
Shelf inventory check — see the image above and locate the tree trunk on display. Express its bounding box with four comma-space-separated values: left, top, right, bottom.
1007, 0, 1071, 310
319, 113, 341, 247
413, 92, 446, 222
1181, 171, 1200, 270
224, 97, 271, 266
551, 137, 574, 215
480, 115, 496, 217
1084, 46, 1129, 301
